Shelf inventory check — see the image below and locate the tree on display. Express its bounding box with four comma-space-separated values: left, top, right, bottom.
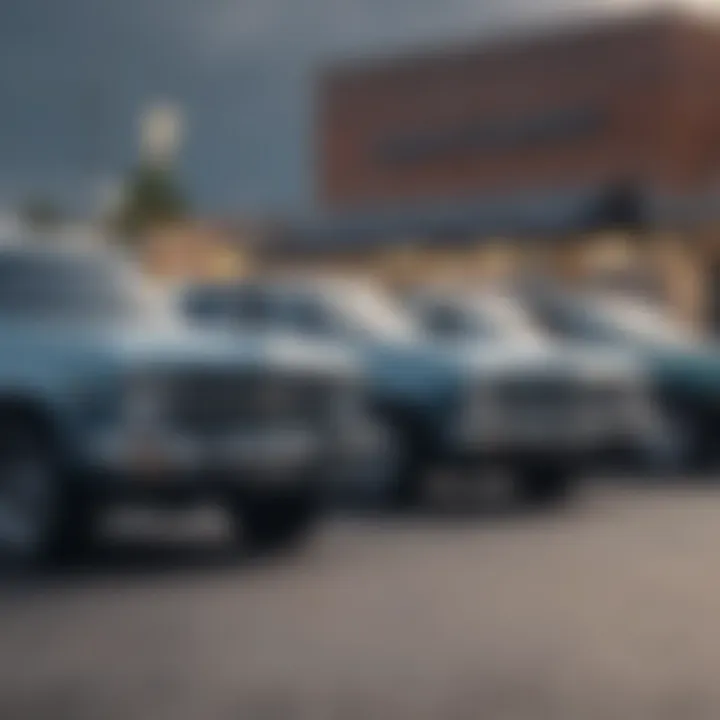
114, 163, 189, 237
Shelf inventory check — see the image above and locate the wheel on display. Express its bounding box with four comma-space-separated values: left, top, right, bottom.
0, 412, 98, 573
374, 417, 426, 512
0, 414, 61, 571
515, 464, 578, 508
50, 490, 98, 563
656, 410, 716, 474
231, 484, 321, 555
387, 451, 425, 512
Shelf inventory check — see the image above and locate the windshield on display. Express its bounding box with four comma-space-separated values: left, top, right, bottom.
334, 286, 420, 341
0, 251, 171, 323
410, 291, 544, 343
530, 289, 694, 348
582, 297, 694, 347
468, 295, 544, 342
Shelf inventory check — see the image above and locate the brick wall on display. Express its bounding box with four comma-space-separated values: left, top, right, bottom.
319, 12, 720, 210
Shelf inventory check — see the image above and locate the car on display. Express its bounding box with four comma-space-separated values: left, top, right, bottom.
519, 285, 720, 470
0, 247, 363, 569
182, 277, 650, 509
404, 286, 660, 469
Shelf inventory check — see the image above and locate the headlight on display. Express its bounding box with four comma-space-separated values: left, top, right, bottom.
590, 375, 651, 427
627, 381, 657, 425
456, 377, 496, 435
124, 372, 167, 428
257, 380, 288, 418
333, 380, 367, 425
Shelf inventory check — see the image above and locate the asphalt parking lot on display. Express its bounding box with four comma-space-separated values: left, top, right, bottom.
3, 480, 720, 719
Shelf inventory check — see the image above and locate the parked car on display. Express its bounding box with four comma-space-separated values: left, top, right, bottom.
182, 277, 650, 509
404, 286, 660, 468
0, 247, 363, 569
520, 286, 720, 470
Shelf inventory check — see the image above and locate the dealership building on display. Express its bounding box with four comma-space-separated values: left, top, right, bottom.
267, 10, 720, 331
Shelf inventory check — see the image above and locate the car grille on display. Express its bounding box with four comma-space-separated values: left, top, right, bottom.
491, 376, 585, 425
495, 376, 577, 405
491, 375, 638, 427
167, 371, 338, 434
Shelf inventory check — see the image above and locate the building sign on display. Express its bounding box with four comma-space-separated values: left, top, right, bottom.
377, 107, 606, 165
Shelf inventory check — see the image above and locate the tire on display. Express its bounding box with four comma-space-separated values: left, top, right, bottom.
50, 490, 98, 563
647, 395, 720, 475
0, 413, 65, 571
661, 412, 716, 474
374, 417, 426, 512
231, 484, 321, 555
515, 464, 578, 508
388, 453, 426, 511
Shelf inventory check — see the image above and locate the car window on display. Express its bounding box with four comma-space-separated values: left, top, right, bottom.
418, 302, 470, 339
530, 302, 586, 338
235, 288, 271, 328
530, 297, 616, 342
579, 297, 694, 346
0, 251, 165, 323
284, 295, 338, 337
183, 287, 230, 321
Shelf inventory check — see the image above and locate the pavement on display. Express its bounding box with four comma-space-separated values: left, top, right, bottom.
3, 481, 720, 719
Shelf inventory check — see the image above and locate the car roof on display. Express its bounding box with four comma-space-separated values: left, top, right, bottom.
406, 283, 518, 305
185, 275, 382, 302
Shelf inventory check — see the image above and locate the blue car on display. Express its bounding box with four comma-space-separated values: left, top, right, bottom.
0, 246, 362, 569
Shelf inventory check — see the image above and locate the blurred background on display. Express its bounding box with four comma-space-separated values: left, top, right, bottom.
7, 1, 720, 718
2, 0, 720, 333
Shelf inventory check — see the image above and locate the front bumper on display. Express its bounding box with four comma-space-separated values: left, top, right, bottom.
433, 446, 583, 471
444, 412, 660, 470
451, 377, 661, 460
450, 422, 636, 453
74, 417, 378, 498
77, 427, 326, 492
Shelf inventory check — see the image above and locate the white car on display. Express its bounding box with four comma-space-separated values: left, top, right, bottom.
404, 286, 661, 470
181, 277, 654, 509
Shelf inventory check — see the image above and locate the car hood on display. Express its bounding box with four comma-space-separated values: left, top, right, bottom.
373, 335, 641, 380
363, 335, 643, 406
459, 339, 637, 379
43, 319, 357, 377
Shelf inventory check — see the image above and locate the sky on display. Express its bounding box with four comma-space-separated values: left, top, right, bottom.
0, 0, 716, 218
